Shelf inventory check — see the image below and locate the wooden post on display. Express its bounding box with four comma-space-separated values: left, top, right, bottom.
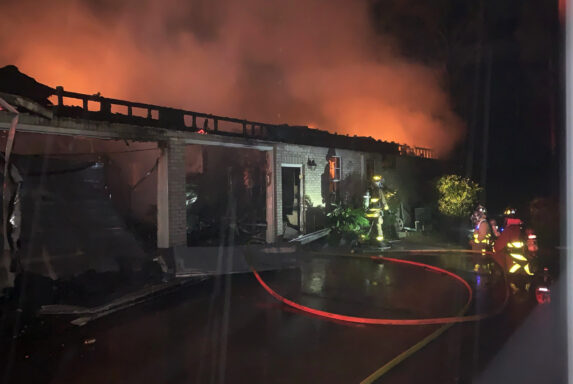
56, 86, 64, 109
100, 99, 111, 115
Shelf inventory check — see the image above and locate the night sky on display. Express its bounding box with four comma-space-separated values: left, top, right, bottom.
371, 0, 563, 213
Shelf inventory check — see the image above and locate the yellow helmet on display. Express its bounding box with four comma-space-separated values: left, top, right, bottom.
504, 207, 516, 217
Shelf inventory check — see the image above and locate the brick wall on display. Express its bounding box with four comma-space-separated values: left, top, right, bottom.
158, 138, 187, 248
167, 139, 187, 246
274, 143, 364, 236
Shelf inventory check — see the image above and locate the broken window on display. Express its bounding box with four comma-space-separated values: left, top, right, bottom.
328, 156, 341, 182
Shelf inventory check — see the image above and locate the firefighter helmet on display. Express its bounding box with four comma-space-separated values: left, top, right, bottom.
504, 207, 517, 217
372, 175, 384, 189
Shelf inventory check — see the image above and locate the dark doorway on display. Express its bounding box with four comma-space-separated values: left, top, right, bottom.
281, 166, 301, 231
186, 146, 267, 246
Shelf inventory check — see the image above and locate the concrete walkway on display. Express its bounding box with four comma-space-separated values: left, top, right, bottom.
173, 244, 298, 277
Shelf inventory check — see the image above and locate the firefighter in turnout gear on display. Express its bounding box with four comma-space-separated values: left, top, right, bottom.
364, 175, 390, 246
471, 205, 492, 252
494, 207, 534, 291
470, 205, 493, 273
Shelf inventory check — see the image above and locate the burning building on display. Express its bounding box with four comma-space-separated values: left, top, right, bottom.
0, 66, 440, 281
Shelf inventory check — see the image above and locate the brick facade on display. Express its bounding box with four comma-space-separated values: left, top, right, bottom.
156, 140, 433, 245
274, 143, 364, 236
157, 138, 187, 248
168, 140, 187, 246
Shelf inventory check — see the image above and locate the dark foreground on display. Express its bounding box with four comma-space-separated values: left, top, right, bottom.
0, 251, 567, 383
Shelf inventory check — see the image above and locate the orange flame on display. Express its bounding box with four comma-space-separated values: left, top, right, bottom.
0, 0, 464, 155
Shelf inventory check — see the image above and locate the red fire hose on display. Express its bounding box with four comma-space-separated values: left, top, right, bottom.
251, 253, 507, 325
248, 249, 509, 383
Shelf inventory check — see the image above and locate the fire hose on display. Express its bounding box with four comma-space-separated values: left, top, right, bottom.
247, 249, 509, 383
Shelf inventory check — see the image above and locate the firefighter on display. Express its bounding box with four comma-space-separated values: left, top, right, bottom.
495, 207, 534, 282
471, 205, 492, 251
470, 205, 493, 273
365, 175, 390, 245
501, 206, 523, 228
494, 207, 523, 253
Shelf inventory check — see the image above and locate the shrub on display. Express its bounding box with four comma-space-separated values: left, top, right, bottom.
436, 175, 481, 217
327, 204, 369, 235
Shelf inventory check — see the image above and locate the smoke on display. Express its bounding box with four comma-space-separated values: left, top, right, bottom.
0, 0, 463, 154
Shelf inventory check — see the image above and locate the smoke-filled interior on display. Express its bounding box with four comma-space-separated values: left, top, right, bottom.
0, 134, 157, 276
186, 146, 268, 246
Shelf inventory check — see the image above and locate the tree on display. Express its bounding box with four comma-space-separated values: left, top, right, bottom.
436, 175, 481, 217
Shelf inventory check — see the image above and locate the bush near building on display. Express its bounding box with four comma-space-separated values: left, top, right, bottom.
436, 175, 481, 218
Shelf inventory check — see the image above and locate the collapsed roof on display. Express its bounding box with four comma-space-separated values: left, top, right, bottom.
0, 65, 433, 158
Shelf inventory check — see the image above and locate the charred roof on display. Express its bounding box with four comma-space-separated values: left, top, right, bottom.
0, 65, 433, 158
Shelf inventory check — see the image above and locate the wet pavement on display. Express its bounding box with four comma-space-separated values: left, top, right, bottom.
0, 250, 566, 383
